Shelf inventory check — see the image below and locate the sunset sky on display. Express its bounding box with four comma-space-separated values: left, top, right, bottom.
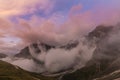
0, 0, 120, 54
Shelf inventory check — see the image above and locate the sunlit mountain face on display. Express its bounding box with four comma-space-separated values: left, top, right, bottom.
0, 0, 120, 80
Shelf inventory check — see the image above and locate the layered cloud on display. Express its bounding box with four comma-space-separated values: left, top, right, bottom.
0, 0, 54, 17
0, 0, 120, 54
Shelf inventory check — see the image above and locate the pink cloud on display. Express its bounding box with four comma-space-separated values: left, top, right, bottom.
0, 2, 120, 51
8, 3, 120, 46
0, 0, 54, 18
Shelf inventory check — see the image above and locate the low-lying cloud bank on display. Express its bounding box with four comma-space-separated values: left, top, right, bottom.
1, 36, 96, 74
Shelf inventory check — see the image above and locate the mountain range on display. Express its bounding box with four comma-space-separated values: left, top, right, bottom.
0, 25, 120, 80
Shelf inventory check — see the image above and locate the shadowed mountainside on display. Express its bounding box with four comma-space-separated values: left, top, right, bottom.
62, 25, 120, 80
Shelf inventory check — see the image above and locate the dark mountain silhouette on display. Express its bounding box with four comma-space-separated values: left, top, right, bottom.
0, 53, 7, 58
15, 41, 79, 59
15, 47, 31, 59
88, 25, 113, 39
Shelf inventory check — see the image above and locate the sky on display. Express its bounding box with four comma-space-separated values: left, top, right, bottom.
0, 0, 120, 54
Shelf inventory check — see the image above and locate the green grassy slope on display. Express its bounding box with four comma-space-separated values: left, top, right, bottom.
0, 60, 57, 80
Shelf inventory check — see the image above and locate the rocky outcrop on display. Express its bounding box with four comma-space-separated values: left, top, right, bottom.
15, 47, 31, 59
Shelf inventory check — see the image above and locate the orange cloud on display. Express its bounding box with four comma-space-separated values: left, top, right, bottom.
0, 0, 54, 18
